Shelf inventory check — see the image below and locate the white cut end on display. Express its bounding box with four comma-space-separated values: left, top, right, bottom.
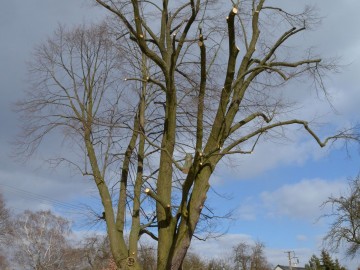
232, 7, 238, 14
145, 188, 150, 193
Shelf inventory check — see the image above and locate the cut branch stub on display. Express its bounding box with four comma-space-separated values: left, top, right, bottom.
181, 153, 193, 174
198, 34, 204, 47
144, 188, 172, 220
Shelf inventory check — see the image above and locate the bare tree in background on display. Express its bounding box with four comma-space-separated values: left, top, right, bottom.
322, 176, 360, 258
0, 193, 11, 270
233, 241, 271, 270
138, 243, 157, 270
81, 235, 113, 269
17, 0, 360, 269
0, 193, 11, 244
12, 210, 72, 270
207, 258, 232, 270
233, 242, 251, 270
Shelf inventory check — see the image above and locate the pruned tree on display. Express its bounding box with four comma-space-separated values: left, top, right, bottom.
11, 210, 72, 270
322, 176, 360, 258
17, 0, 360, 269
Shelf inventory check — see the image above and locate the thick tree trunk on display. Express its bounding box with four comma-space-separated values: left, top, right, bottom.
156, 93, 177, 269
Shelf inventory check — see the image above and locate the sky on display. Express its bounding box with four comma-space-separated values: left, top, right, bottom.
1, 0, 360, 268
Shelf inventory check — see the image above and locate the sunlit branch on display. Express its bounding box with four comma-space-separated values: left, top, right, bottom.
144, 188, 172, 220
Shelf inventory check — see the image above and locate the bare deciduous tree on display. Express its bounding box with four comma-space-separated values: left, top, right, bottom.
17, 0, 360, 269
0, 193, 11, 244
0, 254, 9, 270
322, 176, 360, 258
233, 241, 271, 270
12, 210, 72, 270
0, 193, 12, 270
207, 258, 233, 270
138, 243, 157, 270
81, 235, 113, 269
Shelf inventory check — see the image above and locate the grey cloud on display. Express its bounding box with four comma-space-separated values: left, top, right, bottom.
0, 0, 105, 214
0, 168, 95, 213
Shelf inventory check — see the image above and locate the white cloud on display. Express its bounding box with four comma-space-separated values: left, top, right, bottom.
296, 235, 308, 242
236, 202, 258, 221
189, 233, 254, 260
214, 132, 330, 181
260, 178, 347, 220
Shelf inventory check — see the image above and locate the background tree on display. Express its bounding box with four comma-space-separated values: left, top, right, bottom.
322, 176, 360, 257
233, 241, 271, 270
79, 235, 112, 270
0, 254, 9, 270
207, 258, 232, 270
249, 242, 272, 270
0, 193, 11, 270
138, 243, 157, 270
305, 255, 322, 270
304, 250, 347, 270
11, 210, 72, 270
18, 0, 360, 269
233, 241, 252, 270
320, 249, 335, 270
0, 193, 11, 243
182, 252, 208, 270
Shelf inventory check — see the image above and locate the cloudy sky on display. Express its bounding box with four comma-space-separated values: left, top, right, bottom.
1, 0, 360, 268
